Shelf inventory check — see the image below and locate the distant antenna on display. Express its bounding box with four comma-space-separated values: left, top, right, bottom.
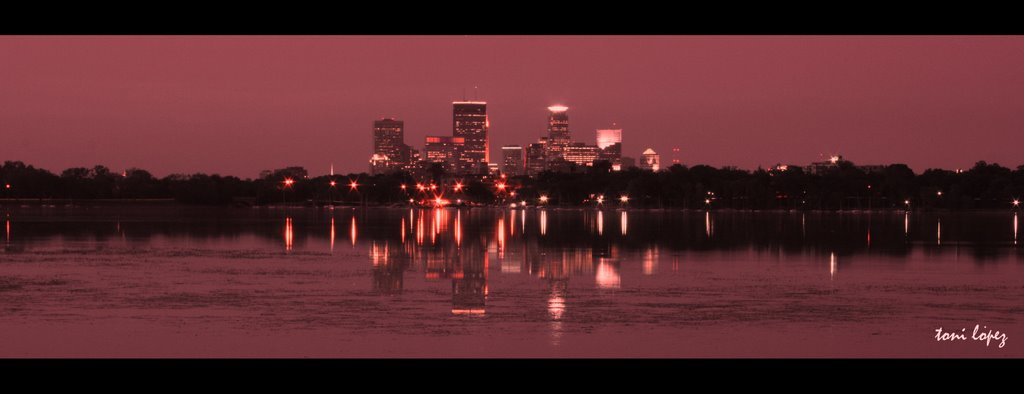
474, 86, 478, 100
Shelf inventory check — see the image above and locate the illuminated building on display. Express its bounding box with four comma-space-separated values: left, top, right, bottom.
424, 135, 465, 172
452, 101, 488, 174
545, 105, 570, 160
369, 153, 391, 175
526, 138, 548, 176
372, 118, 411, 172
563, 143, 601, 167
596, 128, 623, 170
640, 148, 660, 171
501, 145, 525, 176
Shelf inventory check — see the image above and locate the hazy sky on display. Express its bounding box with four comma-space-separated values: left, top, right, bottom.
2, 35, 1023, 178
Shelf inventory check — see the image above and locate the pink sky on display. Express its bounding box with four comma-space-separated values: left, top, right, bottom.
1, 36, 1022, 178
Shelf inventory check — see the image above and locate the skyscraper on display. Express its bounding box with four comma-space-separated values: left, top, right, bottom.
501, 145, 524, 176
424, 136, 465, 172
546, 105, 570, 160
596, 128, 623, 170
372, 118, 407, 171
563, 143, 601, 167
641, 148, 660, 171
526, 138, 548, 176
452, 101, 488, 174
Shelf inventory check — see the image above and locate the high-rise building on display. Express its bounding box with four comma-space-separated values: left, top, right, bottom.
424, 136, 465, 172
640, 148, 660, 171
452, 101, 488, 174
526, 138, 548, 176
596, 128, 623, 170
501, 145, 525, 176
596, 128, 621, 150
563, 143, 601, 167
546, 105, 570, 160
372, 118, 407, 171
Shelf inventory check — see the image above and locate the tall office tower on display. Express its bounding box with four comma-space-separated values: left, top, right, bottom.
452, 101, 488, 174
526, 138, 548, 176
424, 136, 465, 172
546, 105, 570, 159
372, 118, 407, 170
596, 128, 623, 170
501, 145, 525, 176
562, 143, 601, 167
640, 148, 660, 171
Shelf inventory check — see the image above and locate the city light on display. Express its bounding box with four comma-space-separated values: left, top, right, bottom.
329, 180, 336, 187
705, 198, 711, 205
547, 105, 569, 112
349, 180, 359, 191
400, 184, 407, 190
496, 182, 506, 191
520, 200, 527, 206
430, 184, 437, 191
937, 191, 943, 196
510, 191, 516, 197
416, 183, 425, 191
4, 184, 9, 189
1014, 199, 1020, 207
620, 195, 629, 203
283, 178, 294, 187
453, 182, 463, 192
596, 195, 605, 205
539, 195, 549, 204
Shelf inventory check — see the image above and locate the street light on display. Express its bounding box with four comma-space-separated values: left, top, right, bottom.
282, 178, 294, 205
1013, 199, 1020, 208
539, 195, 549, 204
453, 182, 464, 192
596, 195, 605, 205
904, 199, 911, 211
619, 195, 629, 204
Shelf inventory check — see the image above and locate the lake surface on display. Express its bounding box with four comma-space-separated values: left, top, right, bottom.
1, 206, 1021, 357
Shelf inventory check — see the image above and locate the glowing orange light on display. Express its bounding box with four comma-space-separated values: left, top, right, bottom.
453, 182, 463, 192
400, 184, 407, 190
705, 199, 711, 204
496, 183, 506, 191
548, 105, 569, 113
348, 180, 359, 191
329, 180, 337, 187
1014, 199, 1020, 207
596, 195, 605, 204
539, 195, 549, 203
283, 178, 294, 187
619, 195, 629, 203
430, 184, 437, 190
937, 191, 943, 196
905, 200, 911, 205
520, 200, 527, 206
510, 191, 516, 197
408, 198, 415, 203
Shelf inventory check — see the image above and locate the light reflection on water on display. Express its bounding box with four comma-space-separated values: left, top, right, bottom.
1, 206, 1023, 356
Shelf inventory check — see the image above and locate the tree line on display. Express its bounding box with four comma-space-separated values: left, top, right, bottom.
2, 160, 1022, 210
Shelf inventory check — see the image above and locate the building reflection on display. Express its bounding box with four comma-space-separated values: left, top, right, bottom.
829, 252, 837, 280
1015, 213, 1018, 246
596, 258, 621, 289
643, 246, 659, 275
371, 241, 409, 294
284, 217, 293, 251
620, 210, 628, 236
540, 209, 547, 236
350, 216, 357, 247
330, 216, 335, 253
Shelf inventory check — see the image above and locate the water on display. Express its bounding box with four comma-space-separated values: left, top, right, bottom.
1, 206, 1021, 357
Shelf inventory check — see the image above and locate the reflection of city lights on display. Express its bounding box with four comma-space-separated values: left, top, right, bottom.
330, 217, 335, 252
830, 252, 836, 280
451, 309, 486, 315
620, 211, 628, 235
595, 261, 621, 289
284, 217, 293, 251
350, 216, 357, 246
548, 293, 565, 320
540, 209, 547, 235
597, 210, 603, 235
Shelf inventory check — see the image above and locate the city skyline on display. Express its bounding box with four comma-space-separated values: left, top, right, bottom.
3, 36, 1024, 178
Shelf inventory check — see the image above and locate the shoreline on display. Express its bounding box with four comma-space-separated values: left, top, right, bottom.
0, 199, 1019, 214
